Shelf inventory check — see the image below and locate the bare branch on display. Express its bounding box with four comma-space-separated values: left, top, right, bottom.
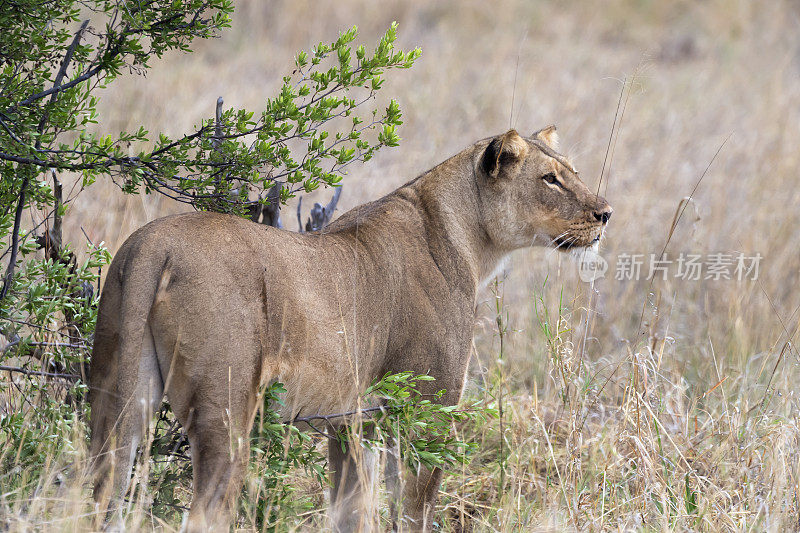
0, 175, 27, 301
302, 186, 342, 232
296, 196, 304, 233
323, 186, 342, 224
0, 365, 80, 381
292, 405, 386, 424
212, 96, 226, 202
213, 96, 224, 148
262, 183, 282, 228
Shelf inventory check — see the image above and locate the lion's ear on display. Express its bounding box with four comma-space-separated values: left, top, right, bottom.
533, 125, 558, 149
481, 129, 528, 179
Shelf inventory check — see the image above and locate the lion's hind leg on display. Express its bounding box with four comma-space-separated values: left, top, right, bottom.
90, 323, 164, 526
181, 405, 252, 533
168, 344, 260, 532
329, 424, 379, 533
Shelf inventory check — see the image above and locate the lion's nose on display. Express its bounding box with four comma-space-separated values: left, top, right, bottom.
593, 207, 612, 224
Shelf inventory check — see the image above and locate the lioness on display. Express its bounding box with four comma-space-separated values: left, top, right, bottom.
89, 127, 611, 532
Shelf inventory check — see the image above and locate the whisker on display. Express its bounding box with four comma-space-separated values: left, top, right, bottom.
544, 232, 575, 260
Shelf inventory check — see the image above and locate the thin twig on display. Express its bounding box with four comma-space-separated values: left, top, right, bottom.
0, 176, 27, 301
0, 365, 80, 381
292, 405, 386, 424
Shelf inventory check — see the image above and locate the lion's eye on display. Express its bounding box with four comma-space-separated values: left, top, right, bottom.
542, 172, 560, 187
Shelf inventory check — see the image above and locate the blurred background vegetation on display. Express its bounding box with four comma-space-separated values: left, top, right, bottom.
3, 0, 800, 530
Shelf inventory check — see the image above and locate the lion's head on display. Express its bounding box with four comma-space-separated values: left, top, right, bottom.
476, 127, 612, 252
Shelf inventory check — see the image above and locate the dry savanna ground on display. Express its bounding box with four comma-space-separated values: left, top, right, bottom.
3, 0, 800, 531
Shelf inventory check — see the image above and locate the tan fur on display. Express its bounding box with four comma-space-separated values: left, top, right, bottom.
89, 127, 611, 532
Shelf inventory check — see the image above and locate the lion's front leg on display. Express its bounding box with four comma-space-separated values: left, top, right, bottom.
384, 331, 472, 532
328, 424, 378, 532
401, 466, 444, 532
386, 442, 444, 533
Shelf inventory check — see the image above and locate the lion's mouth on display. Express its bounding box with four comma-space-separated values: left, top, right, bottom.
553, 233, 601, 250
554, 236, 577, 249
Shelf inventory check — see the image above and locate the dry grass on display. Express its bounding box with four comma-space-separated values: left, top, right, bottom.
4, 0, 800, 530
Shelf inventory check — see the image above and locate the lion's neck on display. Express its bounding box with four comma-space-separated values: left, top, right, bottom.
408, 153, 508, 291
